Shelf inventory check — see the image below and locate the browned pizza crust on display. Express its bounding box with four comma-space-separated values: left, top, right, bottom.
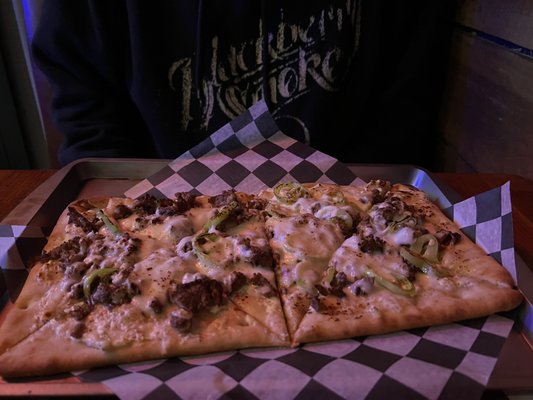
293, 260, 522, 344
0, 200, 110, 355
0, 302, 287, 378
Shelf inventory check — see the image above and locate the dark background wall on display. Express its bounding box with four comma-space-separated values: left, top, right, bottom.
1, 0, 532, 179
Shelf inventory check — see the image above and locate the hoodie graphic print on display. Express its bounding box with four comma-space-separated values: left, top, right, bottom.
168, 0, 362, 143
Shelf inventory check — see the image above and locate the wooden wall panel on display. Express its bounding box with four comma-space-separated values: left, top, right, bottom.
438, 31, 533, 179
438, 0, 533, 179
456, 0, 533, 48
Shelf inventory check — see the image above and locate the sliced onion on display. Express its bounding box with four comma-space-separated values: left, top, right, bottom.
385, 214, 418, 234
348, 277, 374, 295
265, 203, 290, 218
192, 232, 222, 270
181, 272, 205, 284
294, 260, 321, 293
399, 247, 425, 269
410, 233, 439, 263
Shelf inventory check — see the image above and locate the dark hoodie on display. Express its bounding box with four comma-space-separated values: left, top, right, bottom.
32, 0, 453, 167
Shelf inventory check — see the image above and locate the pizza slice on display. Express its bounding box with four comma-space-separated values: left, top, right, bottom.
260, 182, 366, 340
182, 189, 289, 343
0, 198, 111, 356
283, 182, 523, 344
0, 290, 285, 378
0, 192, 288, 377
91, 191, 287, 344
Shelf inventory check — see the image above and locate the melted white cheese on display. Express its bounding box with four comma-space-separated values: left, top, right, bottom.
186, 207, 214, 232
195, 220, 272, 281
132, 216, 192, 244
267, 215, 344, 263
330, 235, 406, 283
386, 226, 415, 246
81, 306, 151, 350
267, 215, 344, 290
129, 248, 196, 313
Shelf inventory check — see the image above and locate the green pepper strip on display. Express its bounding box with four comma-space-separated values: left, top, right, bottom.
399, 246, 447, 278
97, 210, 121, 236
82, 267, 117, 298
273, 182, 308, 204
203, 201, 238, 232
192, 232, 222, 270
365, 267, 416, 297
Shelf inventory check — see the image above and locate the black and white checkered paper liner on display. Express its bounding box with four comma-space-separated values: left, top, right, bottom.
73, 317, 515, 400
124, 100, 362, 199
0, 100, 520, 399
0, 225, 50, 304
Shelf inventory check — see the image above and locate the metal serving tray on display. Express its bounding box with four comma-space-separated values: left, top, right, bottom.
1, 158, 532, 397
2, 159, 462, 227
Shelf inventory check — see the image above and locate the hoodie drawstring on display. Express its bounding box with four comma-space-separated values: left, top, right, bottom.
260, 0, 269, 107
194, 0, 205, 97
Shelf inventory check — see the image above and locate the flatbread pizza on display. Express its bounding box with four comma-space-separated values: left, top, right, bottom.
0, 181, 522, 377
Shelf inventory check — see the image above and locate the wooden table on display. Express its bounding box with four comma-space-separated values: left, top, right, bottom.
1, 169, 532, 396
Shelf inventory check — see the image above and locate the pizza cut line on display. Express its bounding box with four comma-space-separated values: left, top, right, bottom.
0, 181, 523, 377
